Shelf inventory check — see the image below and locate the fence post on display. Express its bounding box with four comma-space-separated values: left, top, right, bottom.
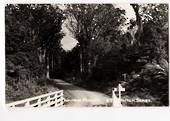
47, 95, 51, 105
61, 90, 64, 105
37, 98, 41, 107
25, 101, 30, 107
54, 93, 58, 107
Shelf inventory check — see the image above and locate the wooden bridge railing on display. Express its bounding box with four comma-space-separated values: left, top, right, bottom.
6, 90, 64, 107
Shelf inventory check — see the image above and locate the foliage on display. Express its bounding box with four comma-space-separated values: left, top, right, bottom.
5, 4, 64, 102
65, 4, 169, 106
5, 4, 169, 106
120, 4, 169, 106
65, 4, 126, 78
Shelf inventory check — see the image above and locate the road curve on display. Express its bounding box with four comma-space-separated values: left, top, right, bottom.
53, 79, 112, 107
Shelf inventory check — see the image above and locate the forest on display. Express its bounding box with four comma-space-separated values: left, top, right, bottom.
5, 4, 168, 106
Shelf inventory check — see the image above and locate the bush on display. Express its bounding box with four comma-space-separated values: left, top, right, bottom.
124, 61, 168, 106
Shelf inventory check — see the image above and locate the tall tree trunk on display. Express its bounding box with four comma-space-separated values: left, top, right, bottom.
80, 48, 83, 73
45, 48, 50, 79
131, 4, 143, 44
79, 46, 89, 79
46, 60, 50, 79
49, 52, 53, 78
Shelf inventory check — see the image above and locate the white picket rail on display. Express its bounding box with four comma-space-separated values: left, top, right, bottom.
6, 90, 64, 107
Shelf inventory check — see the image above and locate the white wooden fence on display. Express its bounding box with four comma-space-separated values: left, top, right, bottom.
6, 90, 64, 107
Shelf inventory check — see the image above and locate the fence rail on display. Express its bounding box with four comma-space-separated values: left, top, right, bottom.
6, 90, 64, 107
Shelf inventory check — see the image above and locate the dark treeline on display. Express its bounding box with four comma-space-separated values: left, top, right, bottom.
6, 4, 168, 106
6, 4, 65, 102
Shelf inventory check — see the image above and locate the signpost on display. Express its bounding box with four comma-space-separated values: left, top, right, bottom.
112, 84, 125, 107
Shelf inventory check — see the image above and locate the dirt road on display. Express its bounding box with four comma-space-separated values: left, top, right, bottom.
53, 79, 112, 107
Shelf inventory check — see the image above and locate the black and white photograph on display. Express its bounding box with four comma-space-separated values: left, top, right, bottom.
5, 3, 169, 107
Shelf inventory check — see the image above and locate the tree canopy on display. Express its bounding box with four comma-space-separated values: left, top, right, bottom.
5, 4, 169, 106
6, 4, 65, 101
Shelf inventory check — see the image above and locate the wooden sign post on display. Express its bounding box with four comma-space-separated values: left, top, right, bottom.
118, 84, 125, 101
112, 84, 125, 107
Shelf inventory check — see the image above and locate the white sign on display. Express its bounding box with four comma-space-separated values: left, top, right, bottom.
112, 84, 125, 107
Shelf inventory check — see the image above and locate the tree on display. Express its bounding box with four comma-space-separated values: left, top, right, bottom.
28, 4, 65, 79
65, 4, 126, 79
141, 4, 168, 62
6, 4, 65, 78
128, 4, 168, 63
123, 4, 169, 106
5, 4, 65, 101
130, 4, 143, 44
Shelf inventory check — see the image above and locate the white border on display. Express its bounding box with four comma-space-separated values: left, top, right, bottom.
0, 0, 170, 121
